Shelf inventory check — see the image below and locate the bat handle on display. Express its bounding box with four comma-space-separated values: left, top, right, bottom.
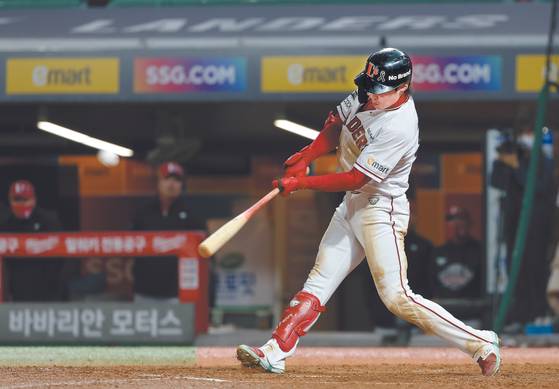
243, 188, 280, 219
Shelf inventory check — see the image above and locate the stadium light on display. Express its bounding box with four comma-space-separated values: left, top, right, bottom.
37, 121, 134, 157
274, 119, 319, 140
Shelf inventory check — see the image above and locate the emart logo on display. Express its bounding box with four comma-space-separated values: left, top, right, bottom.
367, 157, 389, 174
262, 56, 363, 93
32, 65, 91, 87
287, 63, 347, 85
6, 58, 119, 95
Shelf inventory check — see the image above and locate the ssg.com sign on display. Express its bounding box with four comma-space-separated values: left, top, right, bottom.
411, 56, 501, 91
6, 58, 119, 94
134, 57, 247, 93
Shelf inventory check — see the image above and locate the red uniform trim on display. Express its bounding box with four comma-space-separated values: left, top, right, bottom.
354, 162, 384, 182
389, 197, 492, 345
385, 93, 409, 111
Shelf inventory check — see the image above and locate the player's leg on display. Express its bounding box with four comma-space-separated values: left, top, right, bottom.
236, 290, 325, 373
237, 195, 365, 373
353, 194, 500, 376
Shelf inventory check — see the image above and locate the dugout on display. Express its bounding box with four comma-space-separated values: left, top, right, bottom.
0, 2, 557, 335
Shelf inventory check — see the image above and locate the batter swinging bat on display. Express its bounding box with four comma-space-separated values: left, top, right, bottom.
198, 188, 280, 258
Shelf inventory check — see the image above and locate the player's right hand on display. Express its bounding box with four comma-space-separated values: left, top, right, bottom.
273, 177, 300, 197
283, 146, 310, 178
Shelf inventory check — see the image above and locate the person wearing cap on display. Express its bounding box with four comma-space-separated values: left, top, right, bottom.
429, 206, 482, 300
131, 162, 205, 302
0, 180, 63, 301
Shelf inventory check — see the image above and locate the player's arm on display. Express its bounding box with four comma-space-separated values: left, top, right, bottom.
273, 167, 370, 195
283, 111, 342, 178
275, 125, 411, 195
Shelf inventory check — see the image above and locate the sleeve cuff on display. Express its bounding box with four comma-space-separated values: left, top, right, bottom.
354, 162, 383, 183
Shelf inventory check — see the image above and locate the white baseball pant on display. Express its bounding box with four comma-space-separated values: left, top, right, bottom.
303, 191, 495, 357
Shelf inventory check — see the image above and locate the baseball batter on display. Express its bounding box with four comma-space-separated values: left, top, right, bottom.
237, 48, 501, 377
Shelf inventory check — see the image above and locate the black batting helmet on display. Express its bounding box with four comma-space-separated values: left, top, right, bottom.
354, 48, 412, 100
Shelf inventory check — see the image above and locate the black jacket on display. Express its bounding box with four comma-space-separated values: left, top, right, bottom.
131, 196, 205, 297
0, 207, 63, 302
0, 207, 61, 233
430, 237, 482, 299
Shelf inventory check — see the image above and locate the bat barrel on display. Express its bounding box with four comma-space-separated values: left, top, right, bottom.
197, 188, 279, 258
198, 243, 213, 259
197, 215, 248, 258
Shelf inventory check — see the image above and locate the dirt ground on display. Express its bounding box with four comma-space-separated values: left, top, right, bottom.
1, 347, 558, 388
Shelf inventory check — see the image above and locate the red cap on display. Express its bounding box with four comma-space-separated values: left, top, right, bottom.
9, 180, 36, 200
158, 161, 184, 179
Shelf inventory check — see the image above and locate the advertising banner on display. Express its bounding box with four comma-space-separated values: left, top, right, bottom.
0, 303, 194, 344
261, 56, 362, 93
0, 231, 203, 257
0, 4, 551, 101
6, 58, 119, 94
516, 54, 559, 92
411, 56, 502, 91
262, 55, 502, 93
134, 57, 247, 93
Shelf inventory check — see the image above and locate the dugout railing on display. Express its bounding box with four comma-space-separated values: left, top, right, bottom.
0, 231, 208, 344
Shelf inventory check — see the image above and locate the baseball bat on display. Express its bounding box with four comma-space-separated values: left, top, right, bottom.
198, 188, 280, 258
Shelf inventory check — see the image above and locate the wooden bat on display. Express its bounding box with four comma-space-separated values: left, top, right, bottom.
198, 188, 280, 258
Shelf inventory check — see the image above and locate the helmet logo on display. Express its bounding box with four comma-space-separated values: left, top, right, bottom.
366, 62, 379, 78
377, 70, 386, 83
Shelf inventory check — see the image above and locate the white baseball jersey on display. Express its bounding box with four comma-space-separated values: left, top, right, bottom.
336, 91, 419, 197
251, 91, 498, 372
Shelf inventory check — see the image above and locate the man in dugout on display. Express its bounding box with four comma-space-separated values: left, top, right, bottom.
0, 180, 64, 301
430, 205, 482, 301
131, 161, 205, 303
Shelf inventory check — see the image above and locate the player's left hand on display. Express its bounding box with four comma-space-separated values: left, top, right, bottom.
272, 177, 300, 197
283, 146, 310, 178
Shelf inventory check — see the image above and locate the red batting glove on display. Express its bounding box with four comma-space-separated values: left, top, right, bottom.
283, 146, 310, 178
272, 177, 301, 197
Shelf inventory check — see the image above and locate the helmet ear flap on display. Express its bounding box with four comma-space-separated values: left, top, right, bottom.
354, 73, 369, 104
357, 86, 368, 104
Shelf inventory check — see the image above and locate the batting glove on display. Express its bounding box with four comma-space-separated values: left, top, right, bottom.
272, 177, 301, 197
283, 146, 311, 178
